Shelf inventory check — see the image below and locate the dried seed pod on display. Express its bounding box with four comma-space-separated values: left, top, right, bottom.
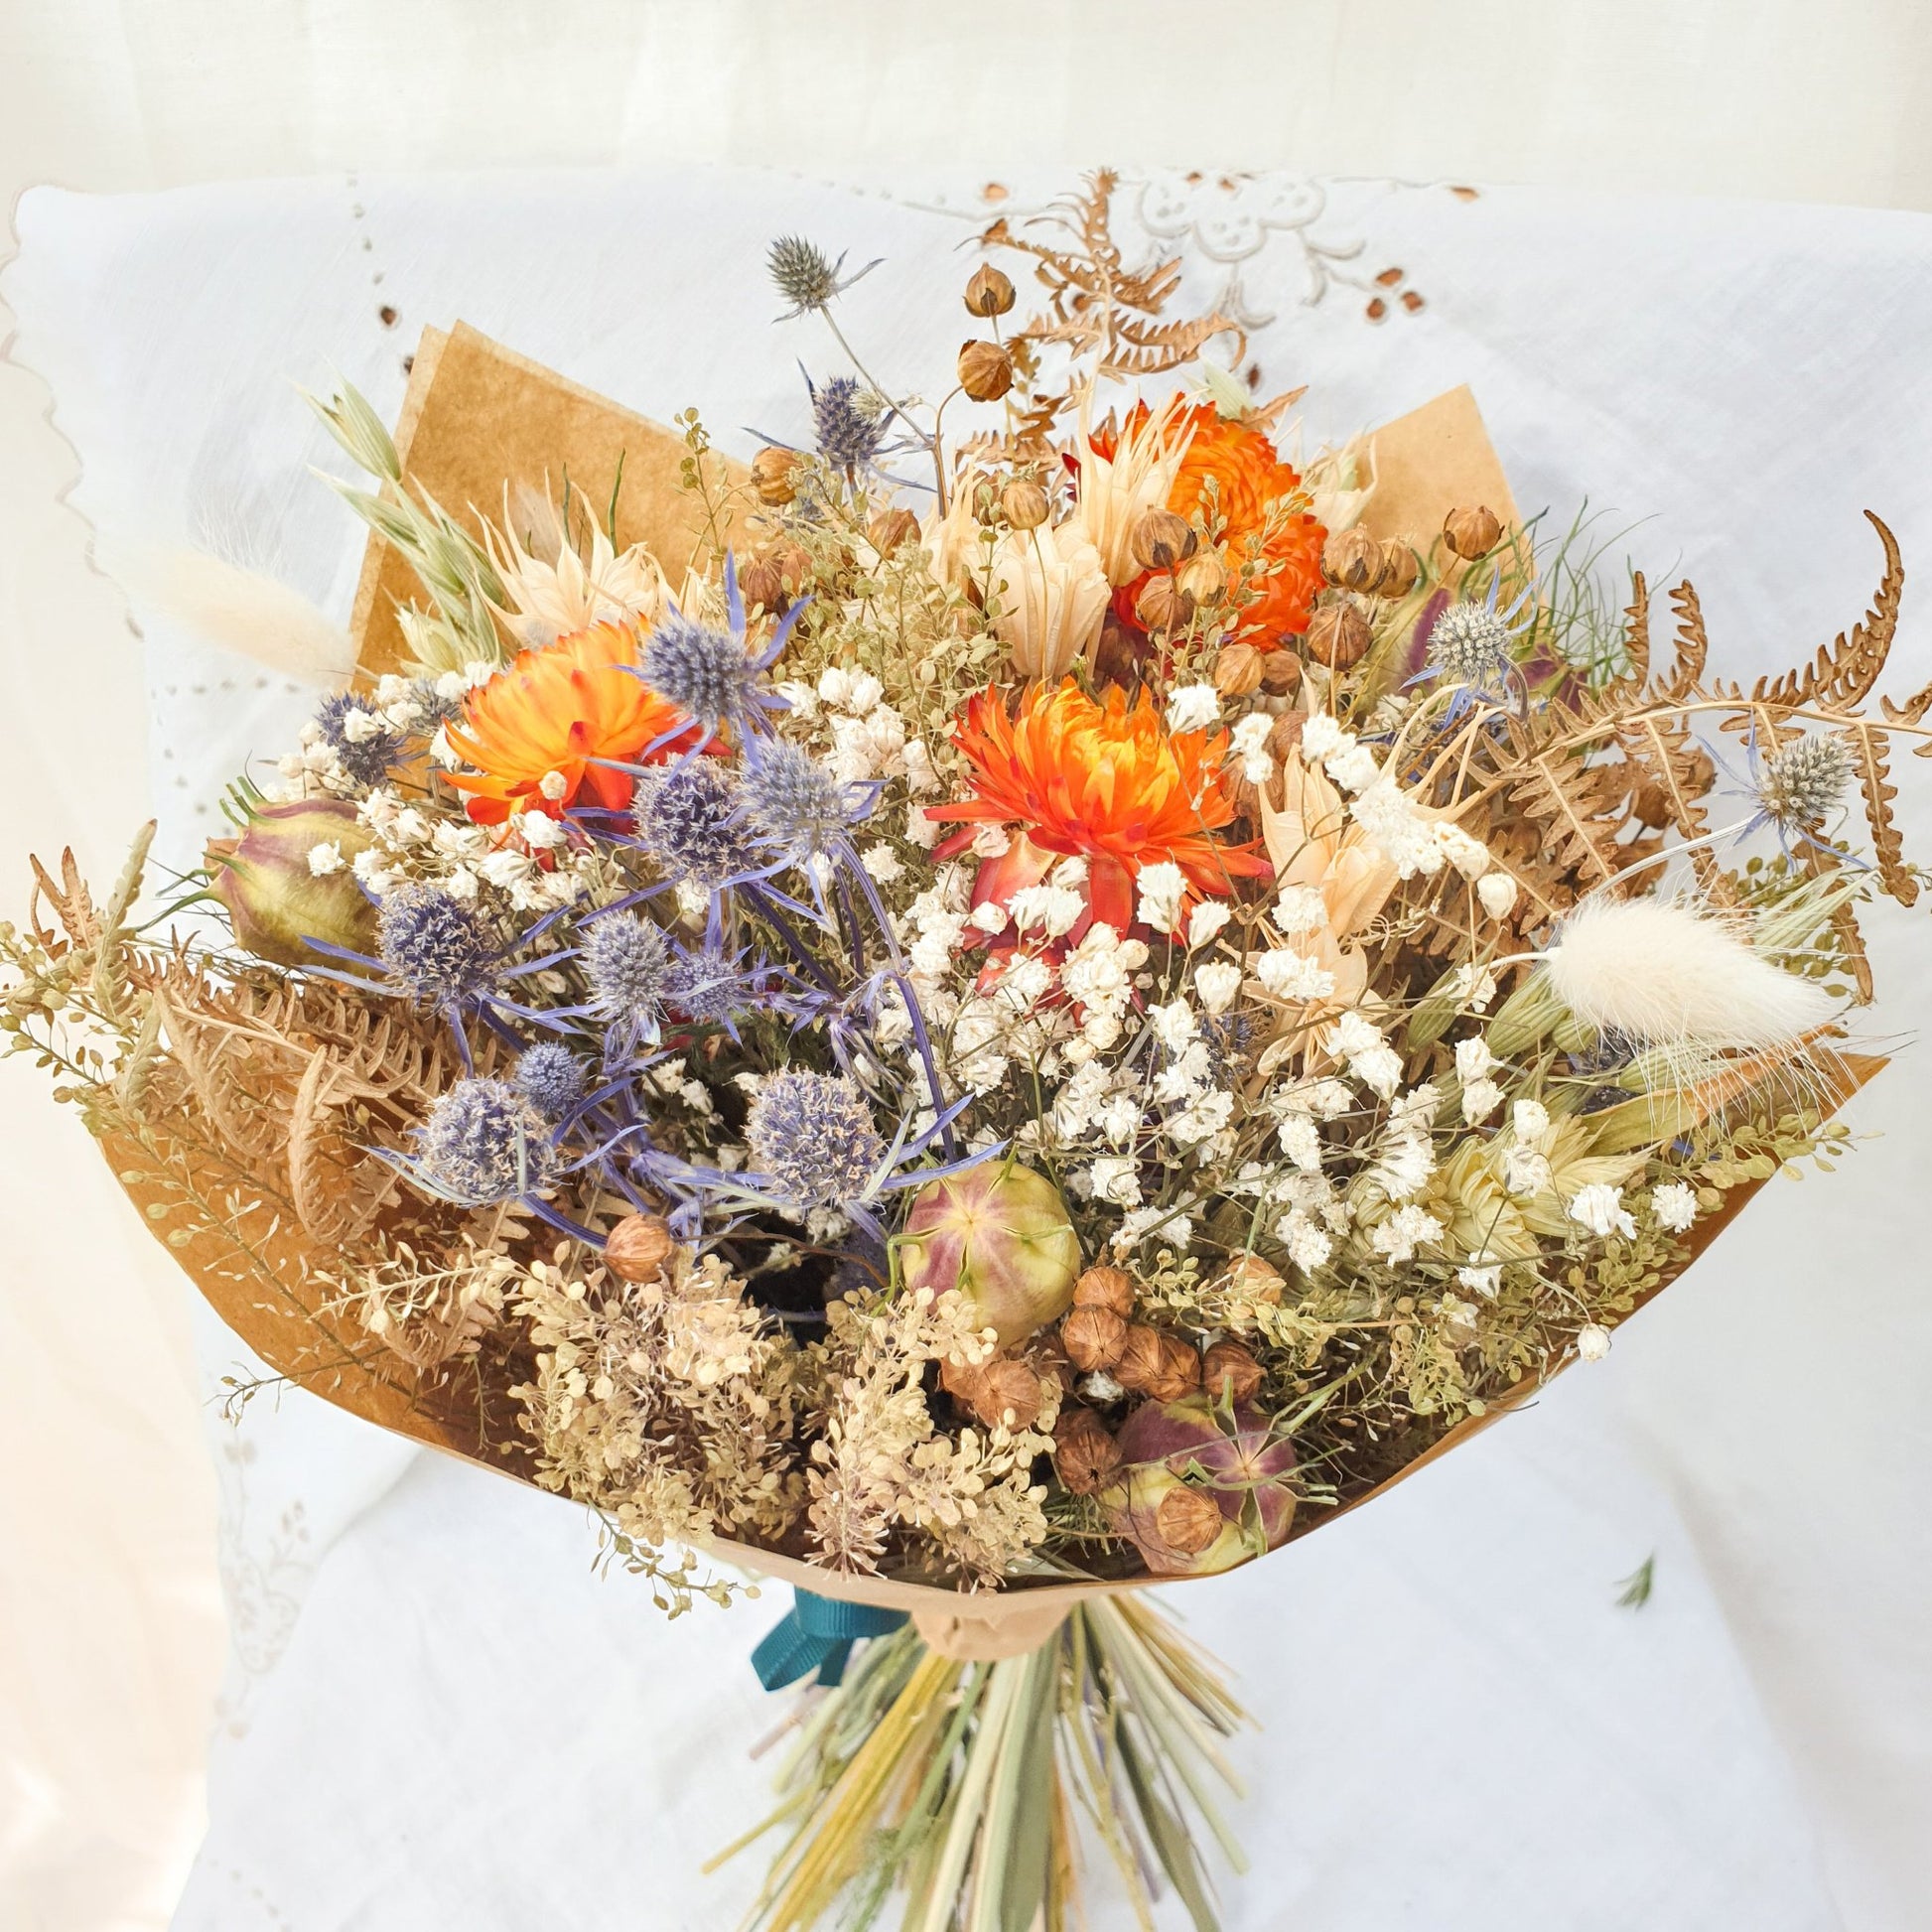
1000, 479, 1050, 530
957, 340, 1015, 402
1153, 1483, 1225, 1556
1220, 1252, 1285, 1307
605, 1213, 676, 1283
1175, 551, 1226, 604
1113, 1323, 1165, 1393
1212, 642, 1264, 697
1306, 600, 1372, 669
1134, 575, 1191, 632
739, 552, 787, 614
867, 506, 921, 555
1053, 1406, 1122, 1495
1118, 1325, 1201, 1403
1061, 1305, 1129, 1372
751, 447, 799, 507
1323, 525, 1384, 594
1072, 1264, 1135, 1318
964, 263, 1017, 317
1201, 1340, 1265, 1404
1259, 647, 1305, 693
972, 1358, 1046, 1431
1131, 507, 1199, 574
1268, 711, 1306, 760
1443, 503, 1503, 560
1377, 539, 1421, 597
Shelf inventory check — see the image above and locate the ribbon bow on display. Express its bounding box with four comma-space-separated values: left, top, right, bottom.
751, 1587, 908, 1691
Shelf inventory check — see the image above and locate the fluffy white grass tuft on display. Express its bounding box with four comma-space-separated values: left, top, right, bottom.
1544, 895, 1839, 1051
121, 547, 355, 688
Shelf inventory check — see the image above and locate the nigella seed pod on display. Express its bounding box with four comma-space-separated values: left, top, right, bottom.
739, 552, 787, 614
1130, 507, 1199, 574
1305, 599, 1372, 669
1212, 642, 1264, 697
957, 340, 1016, 403
1323, 525, 1384, 594
1072, 1264, 1135, 1318
604, 1212, 677, 1283
1052, 1406, 1122, 1495
1201, 1340, 1264, 1404
1443, 503, 1504, 560
1260, 648, 1305, 693
1134, 574, 1191, 633
1061, 1305, 1128, 1372
898, 1158, 1081, 1345
1000, 479, 1050, 531
1377, 539, 1421, 597
206, 798, 378, 968
963, 263, 1017, 317
867, 506, 922, 555
751, 447, 799, 506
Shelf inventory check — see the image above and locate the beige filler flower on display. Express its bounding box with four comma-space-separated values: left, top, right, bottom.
483, 484, 673, 646
1071, 389, 1195, 586
986, 520, 1111, 681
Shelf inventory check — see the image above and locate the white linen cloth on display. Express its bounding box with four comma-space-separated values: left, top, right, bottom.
6, 163, 1931, 1930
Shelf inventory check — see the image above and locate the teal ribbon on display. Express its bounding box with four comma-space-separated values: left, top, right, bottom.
752, 1587, 908, 1690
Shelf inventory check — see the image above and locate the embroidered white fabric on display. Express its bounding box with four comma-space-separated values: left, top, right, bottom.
7, 164, 1932, 1930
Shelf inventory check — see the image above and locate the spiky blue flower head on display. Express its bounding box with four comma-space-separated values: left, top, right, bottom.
1756, 732, 1854, 831
313, 690, 407, 788
664, 945, 760, 1029
640, 612, 761, 737
740, 739, 863, 866
747, 1069, 886, 1209
767, 235, 879, 319
404, 675, 466, 731
633, 759, 756, 889
377, 882, 497, 1008
415, 1077, 556, 1203
811, 374, 885, 473
515, 1041, 586, 1121
581, 910, 670, 1028
1425, 576, 1534, 692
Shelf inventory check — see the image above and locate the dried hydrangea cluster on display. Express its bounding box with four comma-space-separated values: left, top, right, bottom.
7, 175, 1924, 1613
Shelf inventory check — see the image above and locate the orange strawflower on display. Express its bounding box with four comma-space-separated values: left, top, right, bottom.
1095, 402, 1326, 646
442, 621, 701, 825
928, 679, 1269, 933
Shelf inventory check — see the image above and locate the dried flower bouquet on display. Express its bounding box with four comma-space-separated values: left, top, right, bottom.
7, 174, 1922, 1930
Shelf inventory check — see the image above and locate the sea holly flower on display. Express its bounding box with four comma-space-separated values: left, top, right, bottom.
399, 1076, 558, 1206
928, 679, 1269, 942
765, 234, 879, 319
637, 555, 802, 743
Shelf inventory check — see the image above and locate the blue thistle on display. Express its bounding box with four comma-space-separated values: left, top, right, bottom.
640, 614, 761, 739
411, 1077, 555, 1204
580, 911, 670, 1038
631, 555, 804, 743
811, 374, 885, 473
664, 945, 763, 1031
313, 691, 407, 788
767, 235, 879, 320
515, 1041, 586, 1121
377, 883, 498, 1009
740, 739, 866, 868
747, 1070, 886, 1209
633, 760, 757, 890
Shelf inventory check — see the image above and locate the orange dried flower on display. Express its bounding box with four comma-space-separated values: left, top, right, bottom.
442, 621, 700, 825
928, 679, 1269, 931
1095, 402, 1326, 646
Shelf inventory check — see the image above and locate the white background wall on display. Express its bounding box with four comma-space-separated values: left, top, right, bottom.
4, 6, 1931, 1928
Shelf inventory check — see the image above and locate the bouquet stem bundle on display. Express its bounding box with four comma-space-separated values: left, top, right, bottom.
726, 1601, 1246, 1932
